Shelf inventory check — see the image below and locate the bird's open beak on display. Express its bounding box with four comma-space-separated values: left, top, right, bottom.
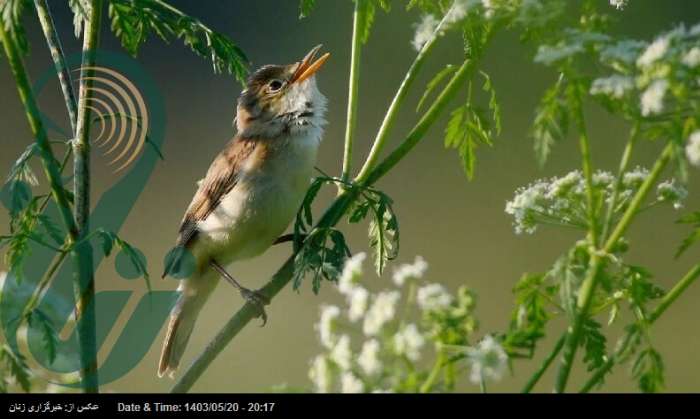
291, 45, 331, 84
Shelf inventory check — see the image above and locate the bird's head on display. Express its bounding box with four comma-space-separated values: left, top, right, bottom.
236, 45, 330, 138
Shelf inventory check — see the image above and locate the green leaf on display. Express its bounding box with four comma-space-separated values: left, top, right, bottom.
532, 75, 569, 166
503, 273, 554, 358
292, 228, 349, 293
108, 0, 249, 83
37, 215, 64, 246
0, 0, 29, 55
69, 0, 89, 38
368, 194, 399, 276
28, 310, 58, 364
299, 0, 317, 18
444, 103, 493, 180
0, 344, 31, 392
96, 229, 117, 257
417, 64, 457, 113
6, 143, 38, 186
632, 347, 665, 393
675, 211, 700, 258
481, 70, 501, 136
580, 318, 607, 372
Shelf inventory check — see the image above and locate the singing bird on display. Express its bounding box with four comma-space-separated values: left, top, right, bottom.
158, 46, 330, 378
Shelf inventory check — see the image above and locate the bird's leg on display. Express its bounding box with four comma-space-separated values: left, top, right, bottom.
210, 260, 270, 326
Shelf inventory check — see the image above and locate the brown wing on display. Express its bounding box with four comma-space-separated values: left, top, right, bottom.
175, 136, 258, 248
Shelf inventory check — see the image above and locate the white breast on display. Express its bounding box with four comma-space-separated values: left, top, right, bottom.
195, 128, 322, 265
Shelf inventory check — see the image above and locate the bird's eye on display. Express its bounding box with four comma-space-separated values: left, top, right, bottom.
268, 80, 284, 92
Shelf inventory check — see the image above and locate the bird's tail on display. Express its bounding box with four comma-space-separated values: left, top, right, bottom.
158, 268, 218, 378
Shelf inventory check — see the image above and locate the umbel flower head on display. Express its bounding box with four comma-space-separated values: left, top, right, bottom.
505, 169, 686, 235
307, 254, 493, 393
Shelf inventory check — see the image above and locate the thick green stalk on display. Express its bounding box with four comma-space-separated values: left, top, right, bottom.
554, 142, 675, 392
171, 53, 482, 393
34, 0, 79, 134
0, 23, 77, 239
521, 333, 566, 393
580, 263, 700, 392
340, 0, 365, 182
71, 0, 103, 393
0, 7, 103, 394
353, 7, 453, 182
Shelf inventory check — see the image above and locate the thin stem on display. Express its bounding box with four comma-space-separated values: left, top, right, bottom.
354, 5, 455, 182
600, 124, 640, 242
572, 83, 598, 247
554, 142, 675, 392
605, 144, 674, 250
580, 263, 700, 392
171, 51, 483, 394
33, 0, 79, 134
521, 333, 566, 393
340, 0, 365, 183
71, 0, 103, 394
359, 56, 479, 185
420, 349, 445, 393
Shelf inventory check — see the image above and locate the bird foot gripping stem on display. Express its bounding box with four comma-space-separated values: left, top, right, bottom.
210, 260, 270, 326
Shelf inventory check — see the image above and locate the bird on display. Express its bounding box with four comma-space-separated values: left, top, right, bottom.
158, 45, 330, 378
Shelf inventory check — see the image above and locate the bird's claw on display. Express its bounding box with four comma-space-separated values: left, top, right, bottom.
240, 288, 270, 327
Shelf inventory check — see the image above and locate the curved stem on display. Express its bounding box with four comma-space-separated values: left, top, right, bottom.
420, 349, 445, 393
354, 6, 454, 182
340, 0, 365, 183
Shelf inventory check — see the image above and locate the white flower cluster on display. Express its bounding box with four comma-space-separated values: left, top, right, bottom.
417, 283, 453, 311
590, 23, 700, 119
412, 0, 479, 51
506, 169, 686, 234
465, 335, 509, 384
590, 75, 634, 99
609, 0, 628, 10
392, 255, 428, 287
686, 131, 700, 167
309, 255, 462, 393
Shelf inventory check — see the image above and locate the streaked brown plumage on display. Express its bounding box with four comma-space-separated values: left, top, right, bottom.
158, 46, 330, 378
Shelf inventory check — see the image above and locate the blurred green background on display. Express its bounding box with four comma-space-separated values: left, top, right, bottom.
1, 0, 700, 392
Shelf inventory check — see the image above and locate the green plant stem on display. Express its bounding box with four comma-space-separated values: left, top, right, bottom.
0, 7, 104, 394
521, 333, 566, 393
34, 0, 79, 134
571, 83, 598, 247
554, 142, 675, 393
354, 6, 454, 182
358, 57, 479, 185
580, 263, 700, 392
71, 0, 103, 394
171, 52, 482, 394
420, 349, 445, 393
340, 0, 365, 183
0, 23, 77, 240
600, 124, 639, 242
